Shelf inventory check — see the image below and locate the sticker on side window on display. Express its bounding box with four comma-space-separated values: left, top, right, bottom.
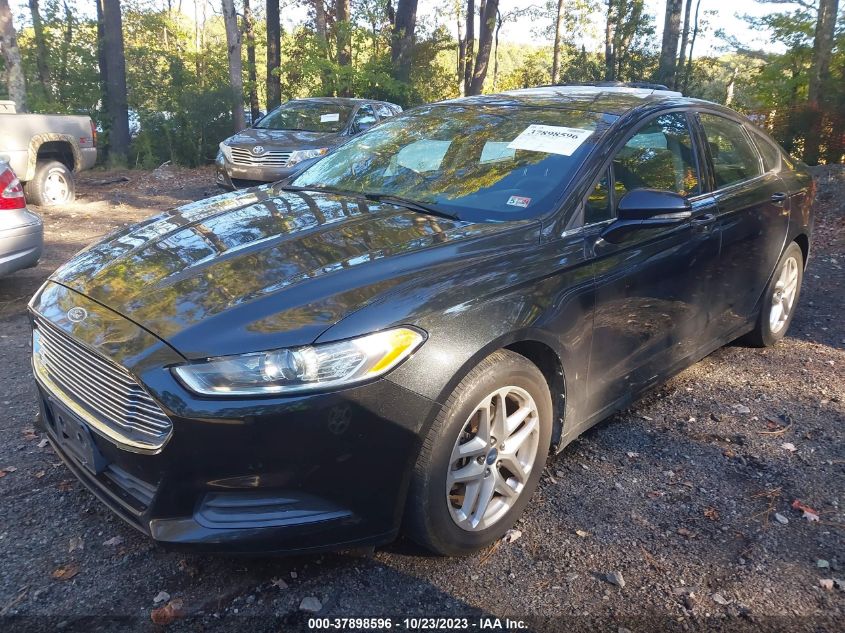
507, 125, 593, 156
507, 195, 531, 208
320, 113, 340, 122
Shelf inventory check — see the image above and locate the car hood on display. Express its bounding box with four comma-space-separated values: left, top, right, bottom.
50, 186, 536, 359
225, 127, 341, 150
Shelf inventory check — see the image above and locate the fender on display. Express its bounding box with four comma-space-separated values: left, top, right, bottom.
24, 133, 82, 181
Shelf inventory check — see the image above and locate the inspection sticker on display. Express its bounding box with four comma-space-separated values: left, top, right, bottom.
320, 113, 340, 122
507, 195, 532, 208
507, 125, 593, 156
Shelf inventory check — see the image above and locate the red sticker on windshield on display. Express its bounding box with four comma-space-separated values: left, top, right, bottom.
507, 195, 531, 208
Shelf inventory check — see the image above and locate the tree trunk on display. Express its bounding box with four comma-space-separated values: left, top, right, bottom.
57, 1, 73, 100
221, 0, 245, 131
551, 0, 565, 84
675, 0, 692, 90
492, 8, 501, 91
468, 0, 496, 95
243, 0, 260, 122
0, 0, 26, 111
99, 0, 130, 164
656, 0, 683, 88
390, 0, 418, 83
336, 0, 351, 66
266, 0, 281, 108
681, 0, 700, 94
604, 0, 615, 81
28, 0, 51, 96
805, 0, 839, 165
463, 0, 475, 95
457, 7, 466, 94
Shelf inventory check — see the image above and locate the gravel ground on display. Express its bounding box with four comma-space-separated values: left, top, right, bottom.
0, 166, 842, 632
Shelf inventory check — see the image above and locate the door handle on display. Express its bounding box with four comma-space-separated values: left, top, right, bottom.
691, 213, 716, 227
771, 192, 788, 205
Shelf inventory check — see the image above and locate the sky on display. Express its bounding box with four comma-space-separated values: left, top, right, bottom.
10, 0, 798, 57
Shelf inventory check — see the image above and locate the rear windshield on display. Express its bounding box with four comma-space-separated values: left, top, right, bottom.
293, 104, 615, 222
255, 101, 354, 133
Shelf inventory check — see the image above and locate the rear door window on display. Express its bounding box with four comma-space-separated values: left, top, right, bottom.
749, 128, 783, 172
699, 114, 763, 188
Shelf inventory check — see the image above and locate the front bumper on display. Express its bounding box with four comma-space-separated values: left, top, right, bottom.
30, 282, 440, 553
0, 208, 43, 276
215, 157, 318, 190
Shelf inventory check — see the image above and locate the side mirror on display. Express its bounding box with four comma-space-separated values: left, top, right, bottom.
600, 189, 692, 244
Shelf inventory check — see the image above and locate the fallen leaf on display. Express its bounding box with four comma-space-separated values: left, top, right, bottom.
819, 579, 834, 590
150, 598, 185, 625
52, 564, 79, 581
704, 507, 720, 521
712, 592, 731, 605
781, 442, 797, 452
37, 438, 49, 448
34, 470, 45, 479
58, 480, 73, 492
22, 428, 38, 441
677, 527, 693, 538
177, 559, 198, 577
574, 529, 590, 538
103, 536, 124, 547
270, 577, 288, 590
503, 528, 522, 543
626, 452, 640, 459
647, 490, 664, 499
791, 499, 820, 521
68, 536, 83, 553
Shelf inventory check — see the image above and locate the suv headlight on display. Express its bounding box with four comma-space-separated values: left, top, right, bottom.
218, 142, 232, 161
172, 327, 425, 396
287, 147, 328, 167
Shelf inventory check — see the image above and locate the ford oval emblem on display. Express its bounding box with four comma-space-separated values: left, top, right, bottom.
67, 307, 88, 323
252, 145, 265, 155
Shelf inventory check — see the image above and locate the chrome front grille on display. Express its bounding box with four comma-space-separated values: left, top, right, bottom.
230, 147, 292, 167
32, 317, 172, 453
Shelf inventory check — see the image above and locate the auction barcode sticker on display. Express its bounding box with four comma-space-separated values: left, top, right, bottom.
507, 125, 593, 156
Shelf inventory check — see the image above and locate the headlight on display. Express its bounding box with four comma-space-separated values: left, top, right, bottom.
172, 327, 425, 396
287, 147, 328, 167
218, 142, 232, 161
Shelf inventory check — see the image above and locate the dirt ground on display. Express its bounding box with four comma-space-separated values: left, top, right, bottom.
0, 166, 842, 632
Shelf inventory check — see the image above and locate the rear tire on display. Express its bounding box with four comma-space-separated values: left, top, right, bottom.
743, 241, 804, 347
24, 160, 75, 206
404, 350, 553, 556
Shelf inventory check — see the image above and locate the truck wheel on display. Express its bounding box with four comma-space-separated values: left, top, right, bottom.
24, 161, 75, 206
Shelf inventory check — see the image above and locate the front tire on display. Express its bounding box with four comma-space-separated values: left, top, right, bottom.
744, 241, 804, 347
24, 160, 75, 206
405, 350, 553, 555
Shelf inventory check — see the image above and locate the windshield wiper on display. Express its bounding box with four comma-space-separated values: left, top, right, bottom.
278, 184, 358, 197
363, 193, 460, 221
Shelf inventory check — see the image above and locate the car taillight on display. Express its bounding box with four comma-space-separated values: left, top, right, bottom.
90, 120, 97, 147
0, 166, 26, 210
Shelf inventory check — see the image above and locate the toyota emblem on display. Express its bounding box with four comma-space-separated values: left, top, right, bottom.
252, 146, 265, 155
67, 307, 88, 323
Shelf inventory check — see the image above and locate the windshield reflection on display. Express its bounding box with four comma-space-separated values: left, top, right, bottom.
294, 104, 617, 222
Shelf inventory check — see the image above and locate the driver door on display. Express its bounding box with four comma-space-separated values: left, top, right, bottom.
584, 111, 721, 418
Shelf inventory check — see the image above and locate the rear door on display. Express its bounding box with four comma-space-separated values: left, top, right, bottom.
695, 112, 790, 336
584, 111, 721, 419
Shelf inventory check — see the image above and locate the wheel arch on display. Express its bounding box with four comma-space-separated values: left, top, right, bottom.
422, 328, 569, 454
793, 233, 810, 269
24, 134, 81, 180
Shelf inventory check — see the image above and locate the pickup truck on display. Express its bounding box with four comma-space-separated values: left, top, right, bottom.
0, 100, 97, 206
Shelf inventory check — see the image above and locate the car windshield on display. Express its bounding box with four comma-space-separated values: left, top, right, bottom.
255, 101, 354, 133
292, 104, 615, 221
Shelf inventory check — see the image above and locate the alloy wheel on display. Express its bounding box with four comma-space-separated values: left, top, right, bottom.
770, 255, 799, 334
446, 386, 540, 531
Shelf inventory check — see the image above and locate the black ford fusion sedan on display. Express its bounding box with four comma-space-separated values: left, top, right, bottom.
29, 85, 813, 556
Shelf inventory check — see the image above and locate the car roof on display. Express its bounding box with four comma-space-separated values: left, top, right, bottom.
290, 97, 398, 107
444, 85, 708, 116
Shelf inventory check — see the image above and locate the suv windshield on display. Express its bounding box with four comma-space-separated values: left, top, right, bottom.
292, 104, 615, 221
256, 101, 354, 133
